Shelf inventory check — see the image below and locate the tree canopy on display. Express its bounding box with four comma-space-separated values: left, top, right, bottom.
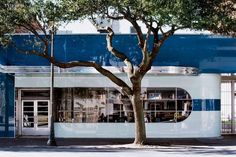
1, 0, 235, 47
196, 0, 236, 36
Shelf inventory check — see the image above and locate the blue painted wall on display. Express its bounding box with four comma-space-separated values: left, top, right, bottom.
1, 34, 236, 73
192, 99, 220, 111
0, 73, 14, 137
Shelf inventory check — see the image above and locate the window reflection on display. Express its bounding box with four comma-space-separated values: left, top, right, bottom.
55, 88, 192, 123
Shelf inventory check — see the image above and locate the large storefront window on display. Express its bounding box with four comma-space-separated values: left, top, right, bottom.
55, 87, 192, 123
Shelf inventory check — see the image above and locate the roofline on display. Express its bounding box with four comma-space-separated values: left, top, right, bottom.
0, 65, 198, 76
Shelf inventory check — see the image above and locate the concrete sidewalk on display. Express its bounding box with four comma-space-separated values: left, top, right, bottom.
0, 136, 236, 157
0, 135, 236, 147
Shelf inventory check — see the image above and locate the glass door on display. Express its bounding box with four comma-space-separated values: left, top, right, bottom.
22, 100, 50, 135
23, 101, 34, 128
37, 101, 49, 129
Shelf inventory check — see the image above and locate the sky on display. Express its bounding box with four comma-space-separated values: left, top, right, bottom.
58, 19, 211, 34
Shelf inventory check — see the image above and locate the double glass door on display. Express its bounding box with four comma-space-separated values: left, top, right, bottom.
22, 100, 50, 135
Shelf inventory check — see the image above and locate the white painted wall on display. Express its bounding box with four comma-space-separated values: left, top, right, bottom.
15, 73, 221, 138
15, 74, 221, 99
55, 111, 220, 138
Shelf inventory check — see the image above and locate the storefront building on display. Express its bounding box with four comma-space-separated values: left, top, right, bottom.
0, 34, 235, 138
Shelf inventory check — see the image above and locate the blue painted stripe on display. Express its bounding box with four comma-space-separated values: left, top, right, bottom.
1, 34, 236, 73
192, 99, 221, 111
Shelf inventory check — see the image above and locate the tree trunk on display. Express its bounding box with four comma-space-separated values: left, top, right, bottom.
131, 80, 146, 145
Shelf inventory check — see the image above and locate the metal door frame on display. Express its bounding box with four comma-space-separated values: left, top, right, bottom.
21, 100, 50, 135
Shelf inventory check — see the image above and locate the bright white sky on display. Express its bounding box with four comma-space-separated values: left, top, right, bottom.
58, 19, 211, 34
58, 19, 136, 34
59, 19, 98, 34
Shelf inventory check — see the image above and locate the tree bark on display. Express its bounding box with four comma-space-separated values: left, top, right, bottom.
131, 80, 146, 145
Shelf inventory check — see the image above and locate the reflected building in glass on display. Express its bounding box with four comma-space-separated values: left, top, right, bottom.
54, 87, 192, 124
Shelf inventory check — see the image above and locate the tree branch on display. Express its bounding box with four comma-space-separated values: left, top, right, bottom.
105, 9, 124, 20
160, 27, 164, 34
143, 27, 151, 54
123, 12, 145, 49
149, 26, 185, 64
11, 41, 48, 58
106, 14, 124, 20
34, 18, 50, 40
54, 60, 133, 96
17, 21, 49, 54
12, 43, 133, 95
149, 28, 174, 61
138, 27, 151, 76
23, 20, 48, 43
106, 27, 134, 77
137, 17, 160, 76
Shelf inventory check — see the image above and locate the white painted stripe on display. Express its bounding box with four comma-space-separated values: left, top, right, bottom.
55, 111, 220, 138
15, 74, 221, 99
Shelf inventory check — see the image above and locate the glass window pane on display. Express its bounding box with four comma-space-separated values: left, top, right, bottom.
38, 101, 48, 107
37, 122, 48, 128
55, 87, 192, 123
177, 88, 191, 99
22, 90, 49, 98
23, 115, 34, 128
38, 107, 48, 112
23, 102, 34, 107
23, 106, 34, 112
38, 114, 48, 123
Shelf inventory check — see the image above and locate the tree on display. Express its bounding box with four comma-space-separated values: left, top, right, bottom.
0, 0, 234, 145
196, 0, 236, 36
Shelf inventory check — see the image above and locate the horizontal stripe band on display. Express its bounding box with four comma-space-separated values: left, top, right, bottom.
192, 99, 220, 111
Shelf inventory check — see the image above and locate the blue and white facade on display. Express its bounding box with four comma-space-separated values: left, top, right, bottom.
51, 74, 220, 138
0, 34, 235, 138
